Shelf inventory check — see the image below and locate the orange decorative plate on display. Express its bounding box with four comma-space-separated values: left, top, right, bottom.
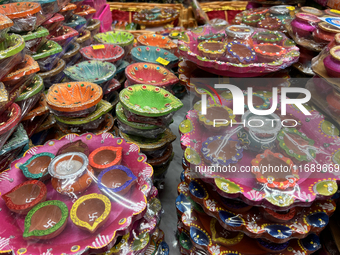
46, 82, 103, 117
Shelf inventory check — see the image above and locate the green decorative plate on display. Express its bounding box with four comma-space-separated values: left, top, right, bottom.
20, 26, 49, 41
116, 102, 159, 130
119, 84, 183, 117
0, 33, 25, 60
15, 75, 44, 102
55, 100, 112, 125
94, 31, 134, 47
119, 128, 176, 151
32, 40, 62, 60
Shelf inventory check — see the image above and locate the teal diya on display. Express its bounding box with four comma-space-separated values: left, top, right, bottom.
20, 152, 55, 179
64, 60, 116, 92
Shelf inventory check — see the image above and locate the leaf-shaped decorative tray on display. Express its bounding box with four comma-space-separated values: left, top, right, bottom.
119, 84, 183, 117
178, 25, 299, 77
0, 133, 153, 255
46, 82, 103, 117
64, 60, 116, 85
80, 44, 124, 65
176, 186, 323, 255
131, 46, 178, 68
180, 95, 340, 210
125, 63, 179, 88
179, 177, 335, 243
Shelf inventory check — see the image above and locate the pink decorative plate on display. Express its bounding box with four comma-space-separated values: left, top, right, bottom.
0, 133, 153, 255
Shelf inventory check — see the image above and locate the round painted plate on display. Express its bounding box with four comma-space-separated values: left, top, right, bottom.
0, 133, 153, 255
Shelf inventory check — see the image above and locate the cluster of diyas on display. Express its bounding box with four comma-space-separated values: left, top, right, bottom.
0, 133, 157, 254
117, 84, 183, 188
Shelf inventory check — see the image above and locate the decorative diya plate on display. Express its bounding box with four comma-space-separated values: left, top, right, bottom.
74, 4, 96, 20
0, 13, 13, 36
42, 13, 65, 35
64, 60, 116, 86
179, 179, 336, 244
1, 133, 153, 254
32, 40, 63, 72
137, 34, 177, 52
80, 44, 124, 65
62, 42, 80, 66
70, 193, 111, 233
0, 33, 25, 80
125, 63, 179, 88
2, 180, 47, 215
46, 82, 103, 118
119, 84, 183, 117
54, 100, 112, 128
20, 26, 49, 54
76, 29, 91, 48
47, 25, 78, 47
65, 14, 86, 31
177, 184, 325, 254
0, 103, 21, 149
131, 46, 178, 68
180, 96, 340, 210
133, 8, 179, 27
0, 2, 42, 32
94, 31, 134, 48
22, 94, 48, 122
178, 25, 299, 77
87, 18, 100, 37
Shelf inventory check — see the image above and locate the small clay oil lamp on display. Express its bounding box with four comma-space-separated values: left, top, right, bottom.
197, 41, 226, 60
210, 218, 244, 246
226, 41, 256, 63
291, 13, 320, 38
19, 152, 55, 180
251, 150, 299, 189
242, 14, 264, 27
313, 22, 340, 46
56, 140, 90, 156
277, 128, 316, 163
197, 33, 225, 43
98, 165, 137, 196
251, 7, 269, 16
201, 136, 243, 166
89, 146, 123, 173
225, 25, 254, 45
257, 17, 282, 31
269, 5, 292, 23
324, 45, 340, 78
327, 88, 340, 115
70, 193, 111, 233
301, 6, 324, 17
253, 31, 283, 44
325, 9, 340, 17
254, 43, 287, 63
48, 152, 94, 196
2, 180, 47, 215
197, 104, 235, 132
23, 200, 69, 240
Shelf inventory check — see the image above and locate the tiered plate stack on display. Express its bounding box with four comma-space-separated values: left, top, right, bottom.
116, 84, 183, 189
176, 94, 340, 254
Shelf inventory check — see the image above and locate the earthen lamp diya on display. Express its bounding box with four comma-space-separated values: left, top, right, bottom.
20, 152, 55, 179
48, 152, 94, 195
70, 193, 111, 233
2, 180, 47, 215
89, 146, 123, 173
98, 165, 137, 196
